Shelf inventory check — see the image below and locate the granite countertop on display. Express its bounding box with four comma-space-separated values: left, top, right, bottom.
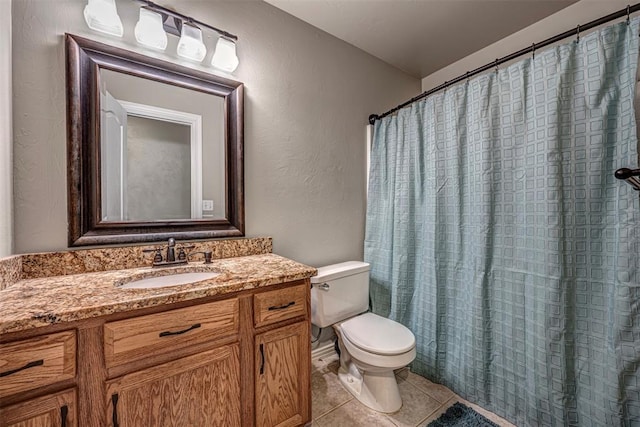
0, 253, 316, 335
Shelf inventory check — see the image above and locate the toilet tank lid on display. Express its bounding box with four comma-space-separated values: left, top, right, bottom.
311, 261, 370, 283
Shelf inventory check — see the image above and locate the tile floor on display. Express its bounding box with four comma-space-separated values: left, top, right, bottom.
311, 354, 516, 427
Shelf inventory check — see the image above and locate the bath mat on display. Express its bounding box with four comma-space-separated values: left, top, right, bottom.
426, 402, 499, 427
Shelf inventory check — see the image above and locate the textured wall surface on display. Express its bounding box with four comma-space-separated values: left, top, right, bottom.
0, 0, 12, 257
126, 117, 191, 220
421, 0, 631, 91
11, 0, 419, 266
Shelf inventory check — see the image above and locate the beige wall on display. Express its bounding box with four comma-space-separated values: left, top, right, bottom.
0, 0, 12, 257
11, 0, 420, 266
422, 0, 632, 91
126, 117, 192, 221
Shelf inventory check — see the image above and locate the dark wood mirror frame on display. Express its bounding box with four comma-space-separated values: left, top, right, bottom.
66, 34, 244, 246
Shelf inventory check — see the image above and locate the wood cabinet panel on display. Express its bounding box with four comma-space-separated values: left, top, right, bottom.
1, 388, 77, 427
104, 298, 238, 367
255, 321, 310, 427
253, 284, 307, 328
1, 278, 312, 427
0, 332, 76, 399
105, 344, 241, 427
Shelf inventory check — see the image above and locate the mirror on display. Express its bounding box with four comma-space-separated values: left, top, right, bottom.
99, 69, 226, 222
66, 34, 244, 246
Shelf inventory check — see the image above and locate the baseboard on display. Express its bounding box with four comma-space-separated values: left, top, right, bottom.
311, 341, 337, 361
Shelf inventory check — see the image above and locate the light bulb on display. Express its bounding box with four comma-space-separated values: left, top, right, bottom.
177, 23, 206, 62
134, 7, 168, 50
211, 37, 239, 72
83, 0, 123, 37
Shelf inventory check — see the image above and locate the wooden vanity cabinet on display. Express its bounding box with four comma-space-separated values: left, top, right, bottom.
0, 279, 311, 427
100, 279, 310, 427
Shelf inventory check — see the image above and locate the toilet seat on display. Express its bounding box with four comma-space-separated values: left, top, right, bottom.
340, 312, 415, 355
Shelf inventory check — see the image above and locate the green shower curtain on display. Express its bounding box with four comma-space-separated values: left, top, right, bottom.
365, 19, 640, 426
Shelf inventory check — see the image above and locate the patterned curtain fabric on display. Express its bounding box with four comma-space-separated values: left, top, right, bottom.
365, 19, 640, 426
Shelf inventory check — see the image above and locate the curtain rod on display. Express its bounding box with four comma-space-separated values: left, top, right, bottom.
369, 3, 640, 125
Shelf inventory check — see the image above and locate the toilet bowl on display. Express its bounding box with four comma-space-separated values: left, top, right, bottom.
334, 312, 416, 412
311, 262, 416, 413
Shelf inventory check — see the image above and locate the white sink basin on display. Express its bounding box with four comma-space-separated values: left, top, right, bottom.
119, 271, 221, 289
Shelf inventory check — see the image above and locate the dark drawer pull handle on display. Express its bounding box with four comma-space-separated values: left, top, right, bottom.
268, 301, 295, 311
0, 359, 44, 377
112, 393, 119, 427
159, 323, 201, 337
259, 343, 265, 375
61, 405, 68, 427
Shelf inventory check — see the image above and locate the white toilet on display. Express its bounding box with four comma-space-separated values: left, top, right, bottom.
311, 261, 416, 413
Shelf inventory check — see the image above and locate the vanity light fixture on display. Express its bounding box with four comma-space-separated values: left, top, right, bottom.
134, 7, 167, 50
83, 0, 240, 71
211, 37, 239, 72
132, 0, 240, 72
83, 0, 124, 37
177, 22, 207, 62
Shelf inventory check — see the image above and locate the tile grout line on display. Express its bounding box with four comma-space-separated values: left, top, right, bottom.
403, 375, 454, 405
312, 395, 355, 423
387, 375, 450, 427
313, 363, 513, 427
412, 401, 450, 427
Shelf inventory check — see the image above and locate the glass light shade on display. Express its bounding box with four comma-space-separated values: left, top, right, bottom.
83, 0, 123, 37
134, 8, 167, 50
211, 37, 239, 72
176, 23, 206, 62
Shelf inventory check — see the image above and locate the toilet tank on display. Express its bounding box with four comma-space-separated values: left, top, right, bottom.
310, 261, 370, 328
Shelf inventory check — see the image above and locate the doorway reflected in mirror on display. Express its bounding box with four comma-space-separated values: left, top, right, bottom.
99, 69, 225, 222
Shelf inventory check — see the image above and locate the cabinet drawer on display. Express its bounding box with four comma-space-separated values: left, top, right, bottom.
1, 388, 77, 426
254, 284, 307, 328
0, 331, 76, 399
104, 298, 239, 368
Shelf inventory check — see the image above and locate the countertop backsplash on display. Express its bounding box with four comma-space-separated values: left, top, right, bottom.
0, 237, 273, 288
0, 256, 22, 291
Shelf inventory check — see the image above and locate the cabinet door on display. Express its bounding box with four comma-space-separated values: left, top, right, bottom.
1, 389, 77, 427
255, 321, 310, 427
106, 345, 240, 427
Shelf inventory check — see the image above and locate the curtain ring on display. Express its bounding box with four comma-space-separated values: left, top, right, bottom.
532, 43, 535, 60
576, 24, 580, 43
466, 71, 470, 83
627, 5, 631, 25
495, 59, 499, 74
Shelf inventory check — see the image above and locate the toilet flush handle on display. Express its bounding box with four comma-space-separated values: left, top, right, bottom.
317, 283, 330, 291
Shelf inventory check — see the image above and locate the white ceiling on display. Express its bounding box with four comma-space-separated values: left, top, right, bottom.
264, 0, 579, 79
